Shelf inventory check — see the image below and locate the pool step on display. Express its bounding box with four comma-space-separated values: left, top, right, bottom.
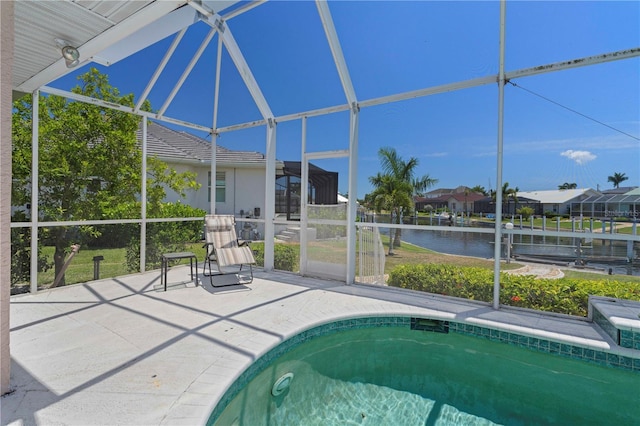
410, 317, 449, 333
589, 296, 640, 350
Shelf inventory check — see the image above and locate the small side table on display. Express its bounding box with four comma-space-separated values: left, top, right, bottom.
161, 252, 197, 291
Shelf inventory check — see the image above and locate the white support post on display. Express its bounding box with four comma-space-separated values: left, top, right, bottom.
30, 91, 39, 294
316, 0, 359, 284
346, 105, 359, 284
140, 118, 148, 272
263, 123, 277, 271
202, 12, 277, 268
300, 117, 308, 276
492, 0, 507, 310
210, 35, 222, 215
210, 136, 217, 214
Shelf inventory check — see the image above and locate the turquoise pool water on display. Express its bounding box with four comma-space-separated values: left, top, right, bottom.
211, 326, 639, 425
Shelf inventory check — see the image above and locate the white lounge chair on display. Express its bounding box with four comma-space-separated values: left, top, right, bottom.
203, 215, 256, 286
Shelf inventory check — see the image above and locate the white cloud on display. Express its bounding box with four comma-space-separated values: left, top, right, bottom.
560, 150, 596, 165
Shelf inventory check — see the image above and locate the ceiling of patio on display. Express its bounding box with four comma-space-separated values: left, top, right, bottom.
12, 0, 243, 96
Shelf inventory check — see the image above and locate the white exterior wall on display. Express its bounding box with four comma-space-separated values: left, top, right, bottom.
162, 162, 266, 219
229, 168, 265, 218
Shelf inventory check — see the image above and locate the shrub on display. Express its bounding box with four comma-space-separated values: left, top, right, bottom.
388, 263, 640, 317
10, 227, 52, 290
251, 242, 299, 272
125, 203, 206, 272
516, 206, 534, 220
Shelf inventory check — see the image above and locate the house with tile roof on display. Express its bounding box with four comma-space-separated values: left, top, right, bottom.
415, 186, 486, 213
140, 121, 338, 221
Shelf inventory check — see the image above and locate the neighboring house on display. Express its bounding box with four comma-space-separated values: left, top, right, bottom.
516, 188, 600, 216
571, 187, 640, 219
141, 121, 338, 219
415, 186, 485, 213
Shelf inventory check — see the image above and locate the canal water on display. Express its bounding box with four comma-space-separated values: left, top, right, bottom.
400, 227, 640, 276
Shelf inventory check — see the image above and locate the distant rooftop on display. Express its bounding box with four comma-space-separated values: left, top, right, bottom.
516, 188, 599, 204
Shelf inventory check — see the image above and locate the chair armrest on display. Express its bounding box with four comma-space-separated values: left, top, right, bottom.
237, 239, 250, 247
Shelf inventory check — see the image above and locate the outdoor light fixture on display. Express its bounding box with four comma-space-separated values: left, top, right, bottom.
55, 38, 80, 68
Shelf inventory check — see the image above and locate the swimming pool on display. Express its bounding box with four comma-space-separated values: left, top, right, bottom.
209, 319, 639, 425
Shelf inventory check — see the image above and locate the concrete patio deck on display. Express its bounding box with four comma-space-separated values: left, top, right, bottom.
1, 266, 623, 425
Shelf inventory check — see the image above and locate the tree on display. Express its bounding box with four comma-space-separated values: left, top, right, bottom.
491, 182, 518, 215
558, 182, 577, 190
368, 147, 437, 252
368, 174, 413, 255
607, 172, 628, 189
11, 68, 199, 286
470, 185, 489, 196
516, 206, 534, 220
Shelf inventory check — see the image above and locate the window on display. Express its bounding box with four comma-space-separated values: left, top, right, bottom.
208, 171, 225, 203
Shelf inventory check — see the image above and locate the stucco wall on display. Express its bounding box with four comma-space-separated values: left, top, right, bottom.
163, 163, 267, 220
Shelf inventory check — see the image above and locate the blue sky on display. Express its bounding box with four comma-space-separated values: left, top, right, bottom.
50, 1, 639, 198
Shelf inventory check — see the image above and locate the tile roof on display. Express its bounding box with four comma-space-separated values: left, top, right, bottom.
137, 121, 267, 165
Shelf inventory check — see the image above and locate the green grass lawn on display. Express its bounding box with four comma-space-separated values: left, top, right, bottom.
35, 243, 208, 288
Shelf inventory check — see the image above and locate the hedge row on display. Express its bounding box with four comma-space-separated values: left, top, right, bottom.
387, 263, 640, 317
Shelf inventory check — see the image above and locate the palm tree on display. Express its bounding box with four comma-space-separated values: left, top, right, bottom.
558, 182, 577, 190
492, 182, 517, 215
369, 147, 438, 251
510, 186, 519, 214
368, 174, 413, 255
607, 172, 628, 189
470, 185, 489, 196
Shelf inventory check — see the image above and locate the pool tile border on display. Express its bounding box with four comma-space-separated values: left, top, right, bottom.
207, 315, 640, 425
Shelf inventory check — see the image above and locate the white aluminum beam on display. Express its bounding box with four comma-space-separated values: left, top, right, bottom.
216, 118, 268, 133
506, 47, 640, 81
135, 28, 188, 112
17, 0, 187, 93
158, 28, 217, 117
202, 13, 274, 122
315, 0, 357, 104
221, 1, 266, 20
217, 47, 640, 133
92, 5, 198, 67
360, 75, 497, 109
40, 86, 214, 134
305, 149, 349, 160
212, 36, 223, 130
277, 104, 351, 124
